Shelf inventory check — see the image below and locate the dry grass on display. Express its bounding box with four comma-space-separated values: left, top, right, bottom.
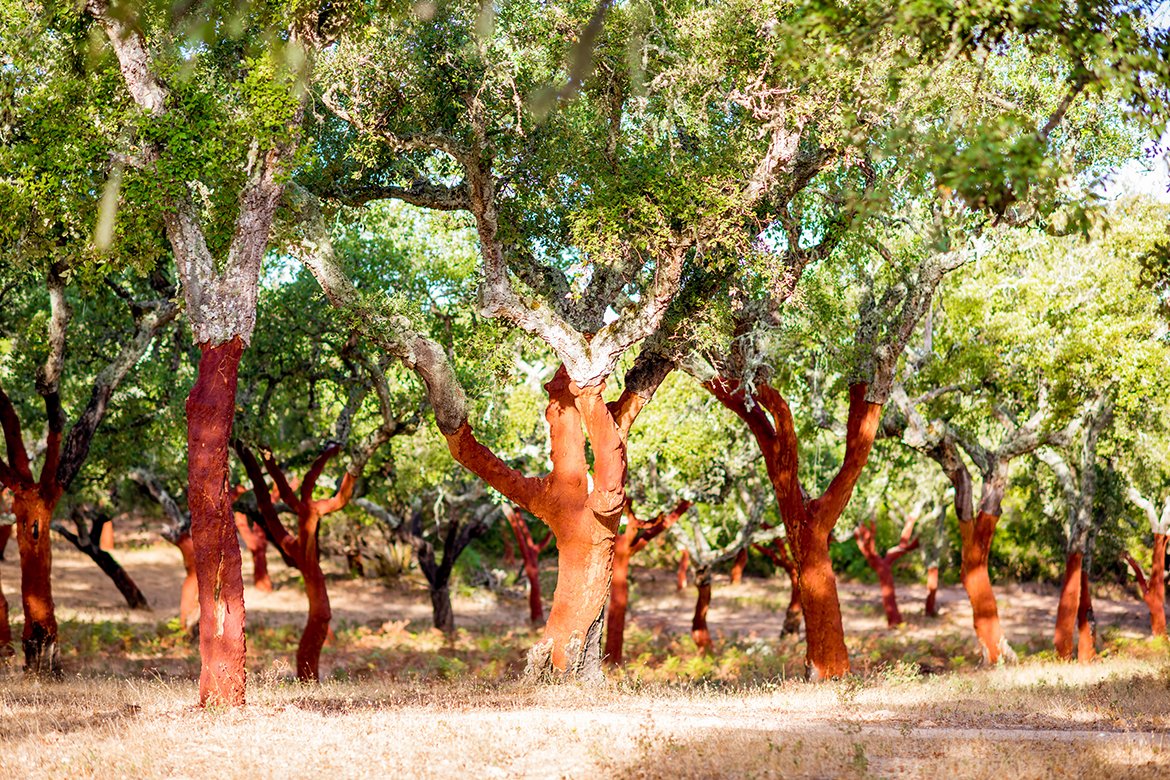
2, 657, 1169, 779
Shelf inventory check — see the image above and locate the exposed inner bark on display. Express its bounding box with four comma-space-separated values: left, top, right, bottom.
236, 440, 356, 682
187, 339, 248, 704
1125, 533, 1168, 637
854, 510, 920, 627
960, 510, 1012, 664
0, 513, 11, 656
677, 550, 689, 591
709, 378, 881, 680
502, 505, 552, 624
604, 498, 691, 665
1077, 566, 1095, 664
443, 363, 666, 683
231, 482, 272, 593
691, 566, 713, 653
730, 548, 749, 585
925, 567, 940, 618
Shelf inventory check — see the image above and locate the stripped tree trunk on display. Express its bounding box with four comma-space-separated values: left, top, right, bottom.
1124, 488, 1169, 638
233, 509, 272, 593
730, 548, 748, 585
604, 498, 691, 664
922, 498, 947, 618
502, 505, 552, 624
709, 379, 881, 680
1125, 535, 1168, 638
130, 471, 199, 632
677, 550, 689, 591
0, 510, 11, 656
691, 565, 713, 653
854, 509, 920, 627
237, 442, 356, 682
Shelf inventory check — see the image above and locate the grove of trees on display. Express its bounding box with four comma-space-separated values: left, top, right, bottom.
1, 0, 1169, 705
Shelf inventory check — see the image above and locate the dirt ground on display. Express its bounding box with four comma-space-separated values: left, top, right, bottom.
4, 532, 1156, 665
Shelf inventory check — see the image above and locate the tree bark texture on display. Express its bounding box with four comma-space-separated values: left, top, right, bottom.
959, 510, 1011, 664
187, 339, 248, 704
709, 378, 881, 680
605, 499, 691, 665
1125, 533, 1168, 637
677, 550, 689, 591
444, 364, 664, 683
692, 566, 713, 653
1054, 552, 1096, 662
173, 531, 200, 632
925, 567, 940, 618
1077, 566, 1095, 664
854, 513, 919, 627
502, 505, 552, 624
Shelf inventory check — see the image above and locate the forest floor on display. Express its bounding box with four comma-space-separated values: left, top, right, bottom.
0, 535, 1168, 779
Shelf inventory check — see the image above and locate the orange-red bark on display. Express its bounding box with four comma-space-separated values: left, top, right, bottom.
1125, 534, 1167, 638
502, 505, 552, 624
443, 365, 654, 676
1055, 552, 1095, 663
730, 548, 748, 585
925, 567, 940, 617
692, 567, 712, 653
172, 531, 199, 632
237, 440, 355, 682
709, 378, 881, 679
959, 511, 1007, 663
233, 508, 272, 593
186, 338, 247, 705
854, 513, 920, 627
605, 499, 691, 664
0, 494, 11, 657
677, 550, 689, 591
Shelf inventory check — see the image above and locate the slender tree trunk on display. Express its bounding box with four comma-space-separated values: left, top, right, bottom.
430, 583, 455, 635
692, 566, 712, 653
0, 522, 11, 656
53, 509, 149, 610
1055, 551, 1082, 660
677, 550, 689, 591
187, 338, 247, 706
99, 520, 113, 551
1076, 567, 1095, 664
604, 523, 635, 665
234, 512, 272, 592
855, 516, 918, 627
730, 548, 748, 585
15, 491, 61, 676
960, 511, 1009, 664
503, 507, 549, 625
293, 514, 332, 682
925, 567, 939, 617
1126, 533, 1168, 637
172, 531, 200, 632
757, 539, 803, 635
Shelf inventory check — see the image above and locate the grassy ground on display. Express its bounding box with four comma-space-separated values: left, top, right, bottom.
1, 656, 1169, 779
2, 539, 1169, 778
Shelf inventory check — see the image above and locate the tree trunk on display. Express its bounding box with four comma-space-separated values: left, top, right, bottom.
757, 538, 802, 635
99, 520, 113, 551
960, 511, 1010, 664
1127, 533, 1168, 637
692, 566, 712, 653
503, 506, 549, 625
784, 579, 803, 636
234, 512, 272, 592
15, 490, 61, 676
431, 582, 455, 635
539, 520, 616, 680
730, 547, 748, 585
297, 526, 332, 682
1055, 551, 1082, 661
0, 524, 12, 656
604, 522, 635, 665
677, 550, 689, 591
1076, 566, 1095, 664
171, 531, 200, 633
797, 521, 848, 678
187, 338, 247, 706
925, 567, 939, 617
